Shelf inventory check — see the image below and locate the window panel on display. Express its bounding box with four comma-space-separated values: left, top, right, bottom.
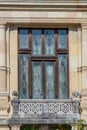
58, 29, 67, 49
18, 28, 69, 99
44, 30, 55, 55
19, 54, 29, 99
19, 29, 29, 49
45, 62, 55, 99
32, 62, 43, 99
58, 55, 68, 99
32, 30, 42, 55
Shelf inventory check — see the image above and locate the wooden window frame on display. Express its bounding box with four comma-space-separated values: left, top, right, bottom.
18, 28, 69, 99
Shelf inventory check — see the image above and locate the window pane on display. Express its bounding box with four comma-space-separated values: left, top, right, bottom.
32, 62, 43, 99
19, 54, 29, 99
45, 62, 55, 99
44, 30, 55, 55
19, 29, 29, 49
32, 30, 42, 55
58, 55, 68, 99
58, 29, 67, 49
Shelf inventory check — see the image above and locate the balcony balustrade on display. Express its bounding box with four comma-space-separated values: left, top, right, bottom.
11, 91, 80, 124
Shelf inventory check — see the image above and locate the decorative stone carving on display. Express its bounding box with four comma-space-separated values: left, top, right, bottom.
72, 91, 79, 98
81, 89, 87, 97
0, 102, 9, 111
81, 89, 87, 120
19, 102, 73, 114
0, 93, 10, 114
11, 90, 80, 124
12, 91, 18, 97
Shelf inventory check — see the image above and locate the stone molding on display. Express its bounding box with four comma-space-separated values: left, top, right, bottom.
81, 23, 87, 29
0, 66, 10, 73
0, 18, 85, 25
77, 66, 87, 72
0, 0, 87, 11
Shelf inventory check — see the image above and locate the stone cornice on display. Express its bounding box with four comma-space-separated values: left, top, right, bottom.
0, 0, 87, 11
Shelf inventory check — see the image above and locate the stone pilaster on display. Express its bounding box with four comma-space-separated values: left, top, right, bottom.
81, 24, 87, 120
0, 24, 10, 118
6, 25, 10, 93
0, 24, 6, 91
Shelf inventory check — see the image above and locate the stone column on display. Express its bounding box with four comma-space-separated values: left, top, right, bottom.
81, 24, 87, 120
11, 126, 20, 130
0, 24, 6, 91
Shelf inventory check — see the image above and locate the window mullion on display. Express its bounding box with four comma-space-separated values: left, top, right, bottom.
29, 29, 32, 51
42, 29, 44, 55
55, 30, 58, 55
42, 61, 45, 99
55, 59, 58, 99
29, 57, 32, 98
67, 54, 69, 98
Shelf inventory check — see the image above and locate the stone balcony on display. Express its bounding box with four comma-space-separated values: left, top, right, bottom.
10, 91, 80, 125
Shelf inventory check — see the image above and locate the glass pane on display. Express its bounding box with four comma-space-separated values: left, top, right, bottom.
32, 30, 42, 55
58, 55, 68, 99
19, 54, 29, 99
58, 29, 67, 49
32, 62, 42, 99
19, 29, 29, 49
44, 30, 55, 55
45, 62, 55, 99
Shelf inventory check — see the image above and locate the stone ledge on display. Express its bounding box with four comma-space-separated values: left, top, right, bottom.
9, 118, 78, 125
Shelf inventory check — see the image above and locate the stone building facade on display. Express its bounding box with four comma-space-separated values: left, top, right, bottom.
0, 0, 87, 130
